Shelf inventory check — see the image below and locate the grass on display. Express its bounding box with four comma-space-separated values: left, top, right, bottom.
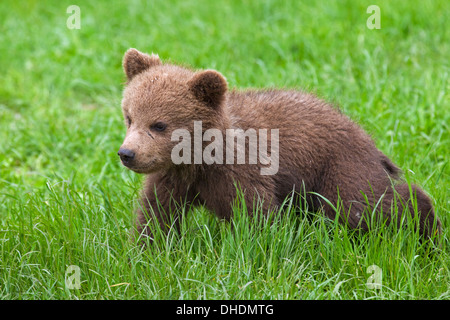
0, 0, 448, 299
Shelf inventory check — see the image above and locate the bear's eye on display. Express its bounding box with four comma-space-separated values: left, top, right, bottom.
151, 122, 167, 132
126, 116, 132, 127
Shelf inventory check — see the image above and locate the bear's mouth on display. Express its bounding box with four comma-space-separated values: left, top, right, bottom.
122, 159, 157, 174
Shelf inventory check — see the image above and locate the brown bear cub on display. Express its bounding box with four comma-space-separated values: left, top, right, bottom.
118, 48, 441, 243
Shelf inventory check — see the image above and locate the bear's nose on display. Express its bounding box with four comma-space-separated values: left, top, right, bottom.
118, 148, 135, 164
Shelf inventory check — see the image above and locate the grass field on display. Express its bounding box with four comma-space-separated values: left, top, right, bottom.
0, 0, 448, 300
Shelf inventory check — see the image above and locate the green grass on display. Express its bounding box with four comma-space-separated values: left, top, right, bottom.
0, 0, 448, 299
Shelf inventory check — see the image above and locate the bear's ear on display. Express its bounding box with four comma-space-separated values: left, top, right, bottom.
188, 70, 227, 108
123, 48, 162, 81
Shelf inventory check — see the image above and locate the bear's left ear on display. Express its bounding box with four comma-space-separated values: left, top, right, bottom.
188, 70, 227, 108
123, 48, 162, 82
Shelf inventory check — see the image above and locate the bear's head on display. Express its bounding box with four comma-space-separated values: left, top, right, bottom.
118, 48, 228, 174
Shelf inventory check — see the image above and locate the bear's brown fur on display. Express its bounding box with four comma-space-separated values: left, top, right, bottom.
118, 48, 441, 242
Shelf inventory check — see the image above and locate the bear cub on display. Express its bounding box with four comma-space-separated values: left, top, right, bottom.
118, 48, 441, 243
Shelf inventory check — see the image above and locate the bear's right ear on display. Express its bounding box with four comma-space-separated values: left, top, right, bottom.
123, 48, 162, 82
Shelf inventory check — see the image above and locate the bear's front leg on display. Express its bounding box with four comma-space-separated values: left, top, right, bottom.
133, 173, 196, 244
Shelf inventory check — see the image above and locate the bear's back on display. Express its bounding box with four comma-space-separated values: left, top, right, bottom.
225, 89, 369, 150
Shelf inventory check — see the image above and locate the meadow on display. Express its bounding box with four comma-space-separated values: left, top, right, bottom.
0, 0, 448, 299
